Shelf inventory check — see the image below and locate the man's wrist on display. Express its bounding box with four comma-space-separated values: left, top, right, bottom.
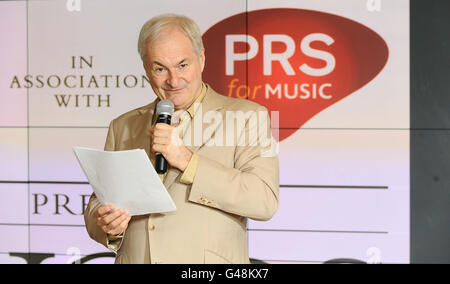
179, 147, 193, 171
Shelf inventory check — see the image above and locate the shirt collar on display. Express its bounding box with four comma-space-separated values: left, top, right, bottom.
186, 83, 207, 118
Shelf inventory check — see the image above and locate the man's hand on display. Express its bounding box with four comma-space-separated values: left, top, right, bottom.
150, 123, 192, 171
96, 204, 131, 236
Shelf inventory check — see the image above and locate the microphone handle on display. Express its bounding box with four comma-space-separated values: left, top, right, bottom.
155, 114, 171, 174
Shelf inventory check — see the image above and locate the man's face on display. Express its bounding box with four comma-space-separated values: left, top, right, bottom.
143, 28, 205, 111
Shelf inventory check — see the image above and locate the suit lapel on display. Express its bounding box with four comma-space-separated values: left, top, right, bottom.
136, 100, 158, 157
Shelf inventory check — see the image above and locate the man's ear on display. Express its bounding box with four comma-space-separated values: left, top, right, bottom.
200, 48, 206, 72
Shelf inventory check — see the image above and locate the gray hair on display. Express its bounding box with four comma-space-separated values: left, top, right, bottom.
138, 14, 204, 62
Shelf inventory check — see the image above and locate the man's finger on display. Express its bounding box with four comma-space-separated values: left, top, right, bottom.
106, 211, 130, 233
152, 143, 168, 154
109, 216, 132, 236
153, 137, 169, 145
97, 204, 115, 217
100, 208, 123, 225
152, 129, 171, 138
155, 123, 172, 130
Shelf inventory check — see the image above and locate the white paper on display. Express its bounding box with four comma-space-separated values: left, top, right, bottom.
73, 146, 176, 216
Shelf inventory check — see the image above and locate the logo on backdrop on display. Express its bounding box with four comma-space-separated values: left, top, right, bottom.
202, 8, 389, 141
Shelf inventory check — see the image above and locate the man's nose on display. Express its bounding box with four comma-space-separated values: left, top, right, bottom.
166, 69, 179, 88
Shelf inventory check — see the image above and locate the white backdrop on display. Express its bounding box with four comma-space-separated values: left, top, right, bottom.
0, 0, 409, 264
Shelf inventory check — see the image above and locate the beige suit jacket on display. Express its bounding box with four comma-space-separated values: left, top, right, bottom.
84, 85, 280, 264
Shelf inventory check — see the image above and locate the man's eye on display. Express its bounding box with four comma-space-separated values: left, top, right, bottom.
179, 63, 188, 69
153, 67, 165, 73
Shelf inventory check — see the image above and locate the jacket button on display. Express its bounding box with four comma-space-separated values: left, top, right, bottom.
149, 224, 155, 231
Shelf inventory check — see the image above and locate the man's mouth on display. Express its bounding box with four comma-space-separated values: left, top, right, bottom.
164, 88, 184, 95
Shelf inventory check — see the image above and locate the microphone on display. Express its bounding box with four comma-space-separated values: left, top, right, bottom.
155, 99, 174, 174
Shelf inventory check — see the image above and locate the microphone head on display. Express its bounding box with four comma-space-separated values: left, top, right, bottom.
156, 99, 174, 116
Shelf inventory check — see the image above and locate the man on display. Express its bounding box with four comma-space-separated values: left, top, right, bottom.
84, 14, 279, 264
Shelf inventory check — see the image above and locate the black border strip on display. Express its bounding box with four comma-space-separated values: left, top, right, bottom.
410, 0, 450, 264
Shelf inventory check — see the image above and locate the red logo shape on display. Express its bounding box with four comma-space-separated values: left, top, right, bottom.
202, 9, 389, 141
